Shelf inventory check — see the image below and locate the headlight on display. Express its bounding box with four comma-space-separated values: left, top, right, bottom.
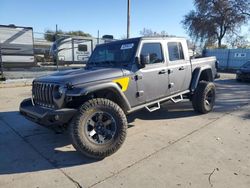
54, 85, 66, 99
59, 86, 66, 95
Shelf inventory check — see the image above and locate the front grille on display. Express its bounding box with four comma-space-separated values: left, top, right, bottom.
32, 82, 56, 108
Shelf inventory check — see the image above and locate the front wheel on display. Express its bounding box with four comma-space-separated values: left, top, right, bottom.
69, 98, 127, 159
192, 81, 216, 114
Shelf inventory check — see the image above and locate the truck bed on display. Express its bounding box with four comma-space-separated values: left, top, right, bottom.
191, 56, 217, 78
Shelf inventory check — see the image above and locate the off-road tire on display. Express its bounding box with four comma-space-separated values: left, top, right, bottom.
69, 98, 127, 159
192, 81, 216, 114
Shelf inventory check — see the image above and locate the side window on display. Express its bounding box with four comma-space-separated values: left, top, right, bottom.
140, 43, 163, 64
167, 42, 184, 61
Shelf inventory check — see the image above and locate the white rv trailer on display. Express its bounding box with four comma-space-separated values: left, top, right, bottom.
50, 36, 114, 64
0, 25, 35, 67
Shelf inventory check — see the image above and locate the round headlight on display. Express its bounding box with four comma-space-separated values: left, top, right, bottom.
59, 86, 65, 95
53, 85, 66, 99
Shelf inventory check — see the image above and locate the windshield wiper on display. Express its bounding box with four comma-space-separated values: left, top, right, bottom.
87, 60, 128, 68
99, 60, 117, 66
87, 61, 97, 66
89, 60, 117, 67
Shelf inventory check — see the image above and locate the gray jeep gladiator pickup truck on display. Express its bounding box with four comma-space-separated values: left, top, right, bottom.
20, 37, 219, 159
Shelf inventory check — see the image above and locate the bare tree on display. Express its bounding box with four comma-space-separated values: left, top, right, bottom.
226, 33, 250, 48
182, 0, 250, 48
140, 28, 170, 37
232, 0, 250, 17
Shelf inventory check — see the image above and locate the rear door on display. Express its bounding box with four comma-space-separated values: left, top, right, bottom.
166, 41, 191, 94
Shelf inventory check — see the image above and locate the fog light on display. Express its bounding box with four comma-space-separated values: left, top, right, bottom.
54, 115, 60, 121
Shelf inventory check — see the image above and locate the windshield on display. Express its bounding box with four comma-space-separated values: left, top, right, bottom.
242, 61, 250, 68
87, 40, 138, 67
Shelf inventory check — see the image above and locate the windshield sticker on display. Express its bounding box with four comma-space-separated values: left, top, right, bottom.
121, 43, 134, 50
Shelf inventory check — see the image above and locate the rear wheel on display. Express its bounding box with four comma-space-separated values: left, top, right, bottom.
69, 98, 127, 159
192, 81, 216, 114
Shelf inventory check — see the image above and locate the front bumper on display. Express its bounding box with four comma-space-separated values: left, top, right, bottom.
20, 98, 77, 127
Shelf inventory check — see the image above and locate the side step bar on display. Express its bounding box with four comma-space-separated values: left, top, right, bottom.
128, 90, 190, 114
170, 95, 183, 103
145, 95, 184, 112
145, 102, 160, 112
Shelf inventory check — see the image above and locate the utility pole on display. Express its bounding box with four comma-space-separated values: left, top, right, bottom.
0, 43, 5, 81
127, 0, 130, 39
55, 24, 59, 70
97, 30, 100, 44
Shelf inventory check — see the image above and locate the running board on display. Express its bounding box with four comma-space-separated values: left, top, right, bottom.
127, 90, 190, 114
170, 95, 183, 103
145, 102, 160, 112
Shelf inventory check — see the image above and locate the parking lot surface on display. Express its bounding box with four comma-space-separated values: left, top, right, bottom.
0, 73, 250, 188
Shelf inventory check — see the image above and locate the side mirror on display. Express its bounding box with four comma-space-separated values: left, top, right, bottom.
78, 44, 88, 52
135, 54, 150, 69
141, 54, 150, 66
135, 56, 145, 69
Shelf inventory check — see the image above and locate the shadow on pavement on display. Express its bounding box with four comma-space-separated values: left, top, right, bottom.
128, 101, 198, 123
0, 106, 198, 175
0, 111, 100, 175
214, 79, 250, 112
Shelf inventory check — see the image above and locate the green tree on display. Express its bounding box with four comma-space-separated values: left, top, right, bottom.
44, 29, 91, 42
182, 0, 250, 48
44, 29, 63, 42
66, 30, 92, 37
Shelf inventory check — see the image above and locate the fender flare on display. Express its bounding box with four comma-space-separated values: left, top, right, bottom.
66, 82, 131, 112
190, 66, 213, 92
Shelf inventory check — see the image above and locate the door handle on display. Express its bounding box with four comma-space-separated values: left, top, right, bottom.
168, 69, 173, 74
179, 66, 185, 70
159, 69, 167, 74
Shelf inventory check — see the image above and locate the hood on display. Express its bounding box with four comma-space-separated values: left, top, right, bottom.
35, 67, 124, 85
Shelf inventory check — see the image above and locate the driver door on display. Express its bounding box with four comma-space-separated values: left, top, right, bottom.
135, 42, 169, 103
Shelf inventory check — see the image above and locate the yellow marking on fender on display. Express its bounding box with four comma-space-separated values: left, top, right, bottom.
112, 77, 130, 92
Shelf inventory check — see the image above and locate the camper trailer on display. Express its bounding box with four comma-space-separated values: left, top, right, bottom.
0, 24, 35, 68
50, 36, 114, 64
